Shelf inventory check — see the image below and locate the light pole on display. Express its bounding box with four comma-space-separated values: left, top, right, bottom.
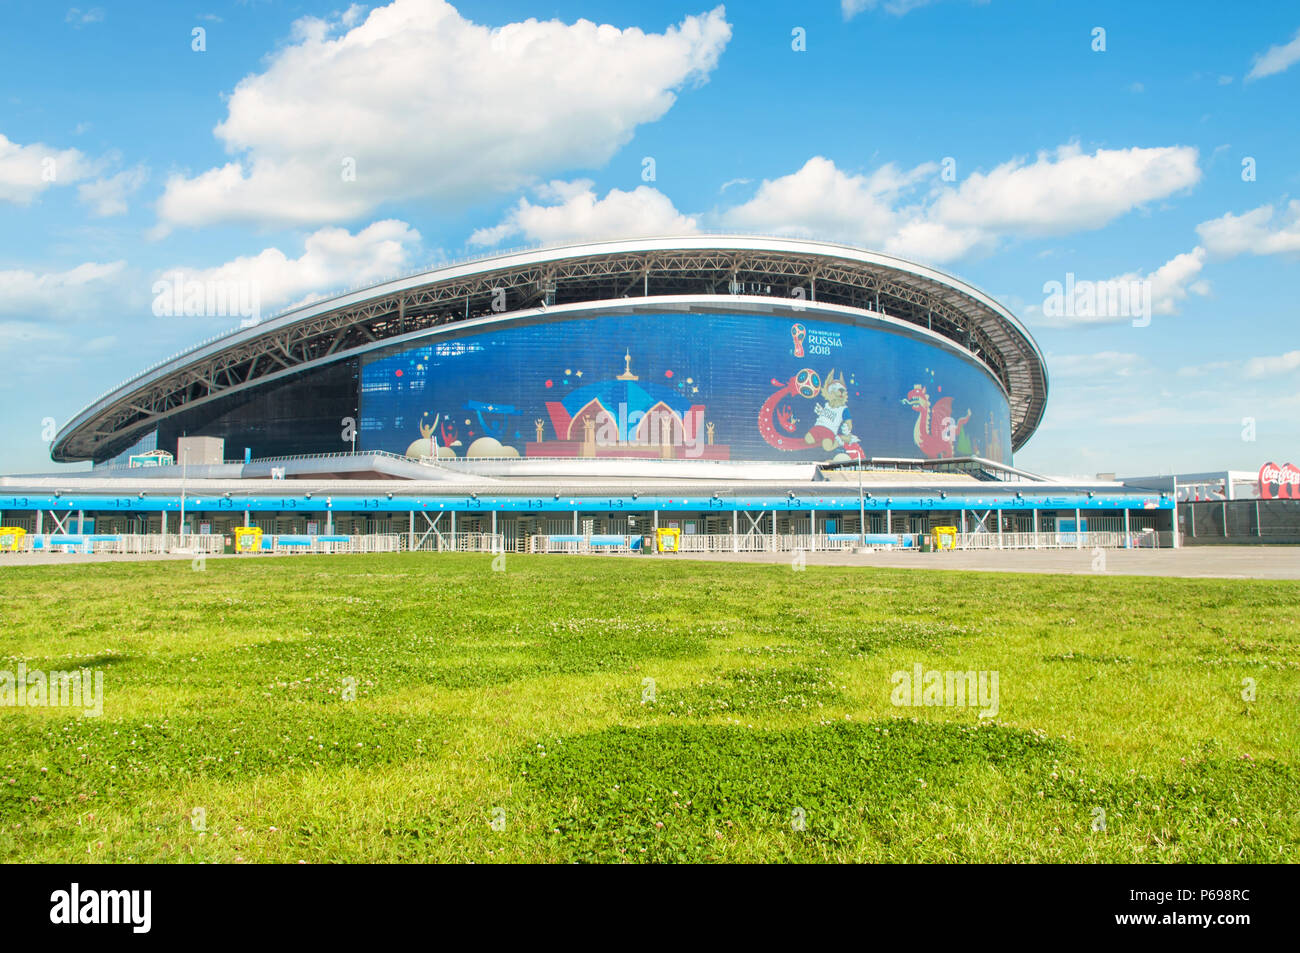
179, 449, 188, 543
858, 461, 865, 543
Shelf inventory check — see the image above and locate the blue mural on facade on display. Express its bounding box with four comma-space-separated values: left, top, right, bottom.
358, 311, 1012, 464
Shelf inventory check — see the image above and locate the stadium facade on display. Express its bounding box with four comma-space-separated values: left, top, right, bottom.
1, 237, 1182, 550
52, 236, 1046, 469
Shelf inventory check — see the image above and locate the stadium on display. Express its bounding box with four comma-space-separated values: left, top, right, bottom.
2, 236, 1177, 552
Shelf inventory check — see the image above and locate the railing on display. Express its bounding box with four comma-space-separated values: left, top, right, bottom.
524, 531, 1159, 554
957, 531, 1152, 550
6, 534, 228, 555
405, 532, 504, 553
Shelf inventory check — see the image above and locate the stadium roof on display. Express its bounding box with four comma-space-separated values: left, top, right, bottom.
52, 235, 1048, 462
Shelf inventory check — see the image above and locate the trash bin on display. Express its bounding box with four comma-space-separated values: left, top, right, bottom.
223, 536, 235, 555
920, 539, 933, 553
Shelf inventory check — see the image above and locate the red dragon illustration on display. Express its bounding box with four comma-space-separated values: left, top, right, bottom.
758, 375, 813, 451
903, 384, 970, 459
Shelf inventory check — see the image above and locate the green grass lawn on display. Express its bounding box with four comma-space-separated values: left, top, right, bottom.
1, 553, 1296, 863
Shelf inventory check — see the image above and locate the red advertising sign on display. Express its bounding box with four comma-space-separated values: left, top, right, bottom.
1259, 461, 1300, 499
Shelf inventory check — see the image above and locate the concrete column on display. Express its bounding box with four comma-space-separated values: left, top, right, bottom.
161, 509, 167, 536
885, 508, 891, 534
409, 510, 415, 550
1123, 507, 1130, 548
244, 509, 250, 529
77, 509, 85, 534
36, 510, 43, 535
996, 509, 1002, 549
1033, 508, 1039, 549
732, 510, 738, 553
1075, 508, 1082, 549
809, 507, 815, 544
573, 510, 578, 534
451, 510, 456, 549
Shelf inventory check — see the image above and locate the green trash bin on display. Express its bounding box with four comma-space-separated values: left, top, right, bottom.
920, 539, 933, 553
223, 537, 235, 555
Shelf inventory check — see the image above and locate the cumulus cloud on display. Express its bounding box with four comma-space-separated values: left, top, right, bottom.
926, 144, 1200, 236
78, 164, 149, 217
470, 180, 698, 246
842, 0, 940, 17
1244, 350, 1300, 379
718, 145, 1200, 263
1045, 351, 1145, 379
0, 261, 126, 317
721, 156, 938, 250
1026, 248, 1209, 328
1116, 247, 1210, 316
157, 220, 422, 315
1196, 201, 1300, 258
0, 133, 95, 204
155, 0, 731, 230
65, 7, 105, 27
1245, 27, 1300, 81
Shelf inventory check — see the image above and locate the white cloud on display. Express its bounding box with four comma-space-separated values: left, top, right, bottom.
842, 0, 940, 17
1119, 247, 1210, 316
1047, 352, 1144, 379
0, 261, 126, 318
1246, 27, 1300, 81
718, 145, 1200, 263
926, 144, 1200, 236
1027, 248, 1209, 328
1196, 201, 1300, 258
158, 220, 422, 314
65, 7, 105, 27
1178, 350, 1300, 381
156, 0, 731, 230
0, 133, 94, 204
721, 155, 938, 249
78, 165, 149, 217
1244, 350, 1300, 379
469, 180, 698, 246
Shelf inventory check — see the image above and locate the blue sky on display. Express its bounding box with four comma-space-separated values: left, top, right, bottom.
1, 0, 1298, 477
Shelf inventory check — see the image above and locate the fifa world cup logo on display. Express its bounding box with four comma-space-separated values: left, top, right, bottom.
791, 323, 806, 358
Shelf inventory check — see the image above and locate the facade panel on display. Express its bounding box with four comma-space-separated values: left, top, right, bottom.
359, 310, 1011, 464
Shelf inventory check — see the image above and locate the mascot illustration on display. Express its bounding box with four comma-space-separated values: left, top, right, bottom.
804, 370, 850, 452
758, 368, 863, 461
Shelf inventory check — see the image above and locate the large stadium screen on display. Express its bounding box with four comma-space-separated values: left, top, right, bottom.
358, 311, 1012, 464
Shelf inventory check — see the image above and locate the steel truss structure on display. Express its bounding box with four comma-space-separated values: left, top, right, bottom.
53, 236, 1048, 463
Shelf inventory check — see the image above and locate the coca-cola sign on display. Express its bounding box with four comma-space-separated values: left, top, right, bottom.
1258, 461, 1300, 499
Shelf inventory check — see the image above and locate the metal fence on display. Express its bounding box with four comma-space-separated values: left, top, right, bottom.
1181, 499, 1300, 543
526, 530, 1164, 554
404, 532, 505, 553
1, 533, 229, 555
957, 531, 1156, 550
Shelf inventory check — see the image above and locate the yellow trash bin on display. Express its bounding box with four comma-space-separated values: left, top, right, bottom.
655, 527, 681, 553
